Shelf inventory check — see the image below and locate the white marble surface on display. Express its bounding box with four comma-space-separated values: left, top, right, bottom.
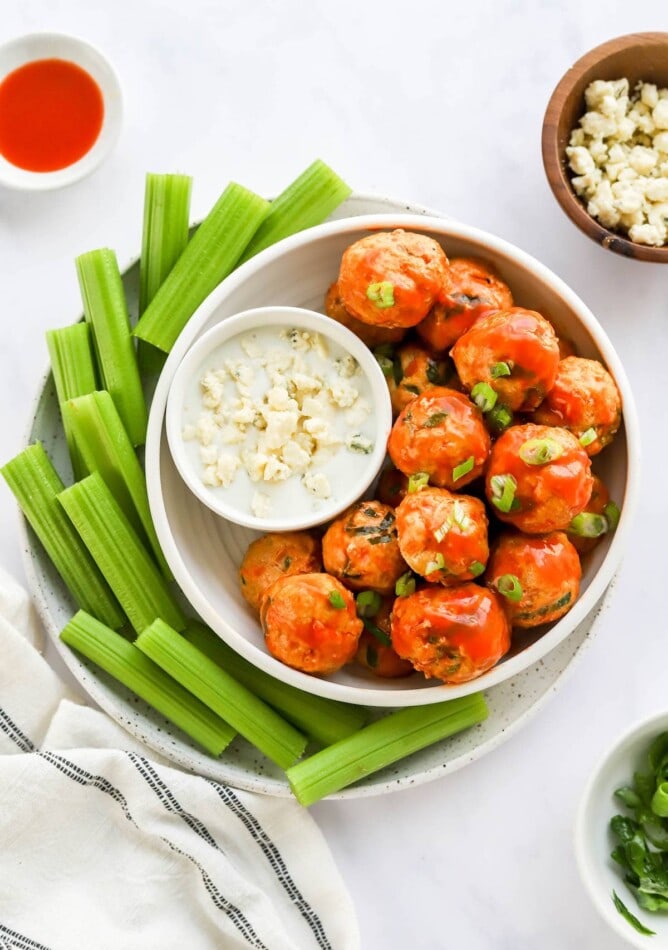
2, 1, 668, 947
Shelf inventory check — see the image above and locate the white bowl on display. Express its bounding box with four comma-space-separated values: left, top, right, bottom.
576, 710, 668, 948
166, 305, 392, 532
0, 32, 122, 190
145, 212, 640, 708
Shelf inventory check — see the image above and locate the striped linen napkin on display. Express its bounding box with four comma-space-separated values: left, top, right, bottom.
0, 568, 360, 950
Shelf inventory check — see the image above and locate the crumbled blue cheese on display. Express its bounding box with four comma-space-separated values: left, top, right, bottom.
568, 79, 668, 245
189, 325, 375, 517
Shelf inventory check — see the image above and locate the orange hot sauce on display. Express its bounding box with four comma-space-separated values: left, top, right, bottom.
0, 58, 104, 172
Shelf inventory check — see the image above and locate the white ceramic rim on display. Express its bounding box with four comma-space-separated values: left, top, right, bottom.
145, 211, 641, 707
0, 32, 123, 190
165, 305, 392, 531
574, 708, 668, 948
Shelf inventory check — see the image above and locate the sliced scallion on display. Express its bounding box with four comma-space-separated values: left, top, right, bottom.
604, 501, 621, 531
495, 574, 523, 602
183, 622, 366, 746
328, 590, 346, 609
136, 620, 307, 769
569, 512, 608, 538
426, 553, 446, 574
58, 472, 185, 634
366, 281, 395, 309
469, 561, 485, 577
452, 456, 475, 482
579, 427, 597, 448
362, 619, 392, 647
486, 404, 513, 435
490, 474, 518, 513
76, 248, 147, 447
376, 355, 394, 377
407, 471, 429, 493
133, 183, 270, 353
356, 590, 382, 618
490, 362, 511, 378
395, 572, 416, 597
286, 692, 488, 806
471, 382, 497, 413
519, 437, 563, 466
60, 611, 235, 756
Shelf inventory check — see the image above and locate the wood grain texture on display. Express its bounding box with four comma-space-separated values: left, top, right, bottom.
542, 32, 668, 262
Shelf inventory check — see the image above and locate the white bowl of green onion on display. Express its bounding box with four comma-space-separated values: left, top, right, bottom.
576, 710, 668, 947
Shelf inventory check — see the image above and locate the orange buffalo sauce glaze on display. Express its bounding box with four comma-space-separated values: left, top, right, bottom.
0, 59, 104, 172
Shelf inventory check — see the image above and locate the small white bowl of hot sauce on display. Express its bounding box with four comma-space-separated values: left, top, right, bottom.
0, 33, 123, 190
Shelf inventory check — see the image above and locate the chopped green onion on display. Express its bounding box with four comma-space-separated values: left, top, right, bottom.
424, 411, 447, 428
76, 248, 148, 447
138, 172, 193, 374
61, 611, 235, 756
373, 343, 395, 359
136, 620, 307, 769
471, 382, 498, 413
356, 590, 382, 618
366, 281, 395, 309
569, 512, 608, 538
579, 427, 597, 448
328, 590, 346, 609
286, 692, 488, 806
376, 355, 393, 377
238, 159, 352, 263
1, 444, 123, 629
490, 362, 511, 378
452, 500, 471, 530
183, 623, 366, 747
58, 472, 185, 634
519, 437, 563, 466
362, 619, 392, 647
395, 572, 416, 597
433, 521, 449, 543
45, 323, 98, 479
426, 553, 446, 574
495, 574, 523, 602
469, 561, 485, 577
486, 404, 514, 435
490, 473, 518, 513
133, 183, 270, 353
408, 471, 430, 493
62, 391, 170, 577
604, 501, 621, 531
452, 456, 475, 482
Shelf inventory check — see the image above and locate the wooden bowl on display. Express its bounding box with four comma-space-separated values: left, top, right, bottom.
542, 32, 668, 262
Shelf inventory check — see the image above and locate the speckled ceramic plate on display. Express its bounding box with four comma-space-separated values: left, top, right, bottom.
20, 193, 617, 798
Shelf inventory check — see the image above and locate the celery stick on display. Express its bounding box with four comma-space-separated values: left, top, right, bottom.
61, 391, 170, 578
184, 622, 366, 746
58, 472, 184, 634
61, 610, 235, 755
45, 323, 98, 479
286, 693, 488, 806
238, 159, 352, 264
138, 172, 193, 375
76, 248, 148, 446
136, 620, 307, 769
133, 183, 270, 353
1, 444, 123, 629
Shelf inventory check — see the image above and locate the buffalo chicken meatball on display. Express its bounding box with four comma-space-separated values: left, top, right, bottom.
387, 387, 491, 490
239, 531, 322, 613
451, 308, 560, 412
486, 531, 581, 628
338, 229, 451, 329
485, 423, 593, 534
260, 573, 362, 675
391, 584, 511, 684
385, 341, 455, 416
532, 356, 622, 456
324, 281, 406, 348
395, 487, 489, 584
417, 257, 514, 351
355, 594, 414, 678
322, 500, 406, 594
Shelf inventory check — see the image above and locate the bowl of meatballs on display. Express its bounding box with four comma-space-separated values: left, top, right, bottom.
146, 213, 639, 707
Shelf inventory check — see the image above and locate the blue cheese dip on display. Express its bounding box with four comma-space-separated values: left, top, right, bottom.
180, 326, 376, 520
